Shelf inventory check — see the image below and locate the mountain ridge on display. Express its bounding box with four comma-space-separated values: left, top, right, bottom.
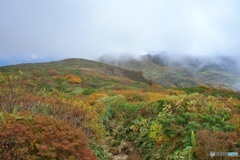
1, 56, 240, 160
0, 58, 155, 94
99, 53, 240, 91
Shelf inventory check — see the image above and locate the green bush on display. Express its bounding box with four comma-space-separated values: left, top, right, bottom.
82, 87, 96, 95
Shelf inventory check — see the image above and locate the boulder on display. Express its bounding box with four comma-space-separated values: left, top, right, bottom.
107, 152, 114, 159
109, 147, 119, 155
118, 142, 128, 154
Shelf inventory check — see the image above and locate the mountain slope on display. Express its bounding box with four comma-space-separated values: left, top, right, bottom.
0, 58, 154, 94
1, 57, 240, 160
99, 54, 240, 91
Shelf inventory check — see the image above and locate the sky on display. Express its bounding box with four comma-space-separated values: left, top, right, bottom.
0, 0, 240, 66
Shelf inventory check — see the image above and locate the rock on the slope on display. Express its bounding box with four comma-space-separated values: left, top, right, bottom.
109, 147, 119, 155
107, 153, 114, 159
117, 142, 128, 154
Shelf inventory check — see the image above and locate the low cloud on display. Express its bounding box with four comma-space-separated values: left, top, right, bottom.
0, 0, 239, 65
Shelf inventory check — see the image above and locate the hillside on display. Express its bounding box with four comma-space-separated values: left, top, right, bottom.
0, 58, 153, 94
0, 58, 240, 159
99, 54, 240, 91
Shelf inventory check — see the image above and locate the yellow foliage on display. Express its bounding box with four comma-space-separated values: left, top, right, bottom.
228, 115, 240, 128
88, 93, 108, 100
146, 92, 167, 101
84, 93, 109, 105
64, 74, 82, 84
165, 89, 185, 95
114, 90, 146, 101
149, 123, 169, 145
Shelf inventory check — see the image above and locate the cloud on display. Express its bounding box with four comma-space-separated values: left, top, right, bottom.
0, 0, 240, 64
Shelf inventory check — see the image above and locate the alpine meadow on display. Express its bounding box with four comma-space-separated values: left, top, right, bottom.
0, 57, 239, 159
1, 0, 240, 159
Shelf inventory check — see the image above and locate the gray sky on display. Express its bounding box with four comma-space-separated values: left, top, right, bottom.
0, 0, 240, 65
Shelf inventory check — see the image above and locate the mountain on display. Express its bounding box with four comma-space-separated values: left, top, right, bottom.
1, 57, 240, 160
99, 53, 240, 91
0, 58, 154, 94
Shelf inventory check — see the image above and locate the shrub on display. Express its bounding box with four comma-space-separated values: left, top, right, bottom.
46, 69, 58, 76
64, 74, 82, 84
196, 130, 238, 160
0, 112, 97, 160
82, 88, 96, 95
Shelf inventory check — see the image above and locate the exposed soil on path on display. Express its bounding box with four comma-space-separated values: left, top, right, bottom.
126, 141, 141, 160
108, 118, 142, 160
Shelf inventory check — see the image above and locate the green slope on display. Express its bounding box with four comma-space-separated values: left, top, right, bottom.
99, 55, 240, 90
0, 58, 154, 95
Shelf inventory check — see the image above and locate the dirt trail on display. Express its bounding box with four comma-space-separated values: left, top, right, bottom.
126, 141, 141, 160
108, 119, 142, 160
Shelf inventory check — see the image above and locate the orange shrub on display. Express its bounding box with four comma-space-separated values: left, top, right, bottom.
64, 74, 82, 84
32, 70, 41, 77
0, 112, 97, 160
46, 69, 58, 76
86, 93, 109, 105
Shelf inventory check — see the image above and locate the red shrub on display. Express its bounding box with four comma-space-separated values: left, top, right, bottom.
196, 130, 238, 160
0, 112, 97, 160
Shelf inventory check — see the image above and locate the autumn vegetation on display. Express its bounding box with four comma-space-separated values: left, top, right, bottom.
0, 112, 96, 160
0, 59, 239, 159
